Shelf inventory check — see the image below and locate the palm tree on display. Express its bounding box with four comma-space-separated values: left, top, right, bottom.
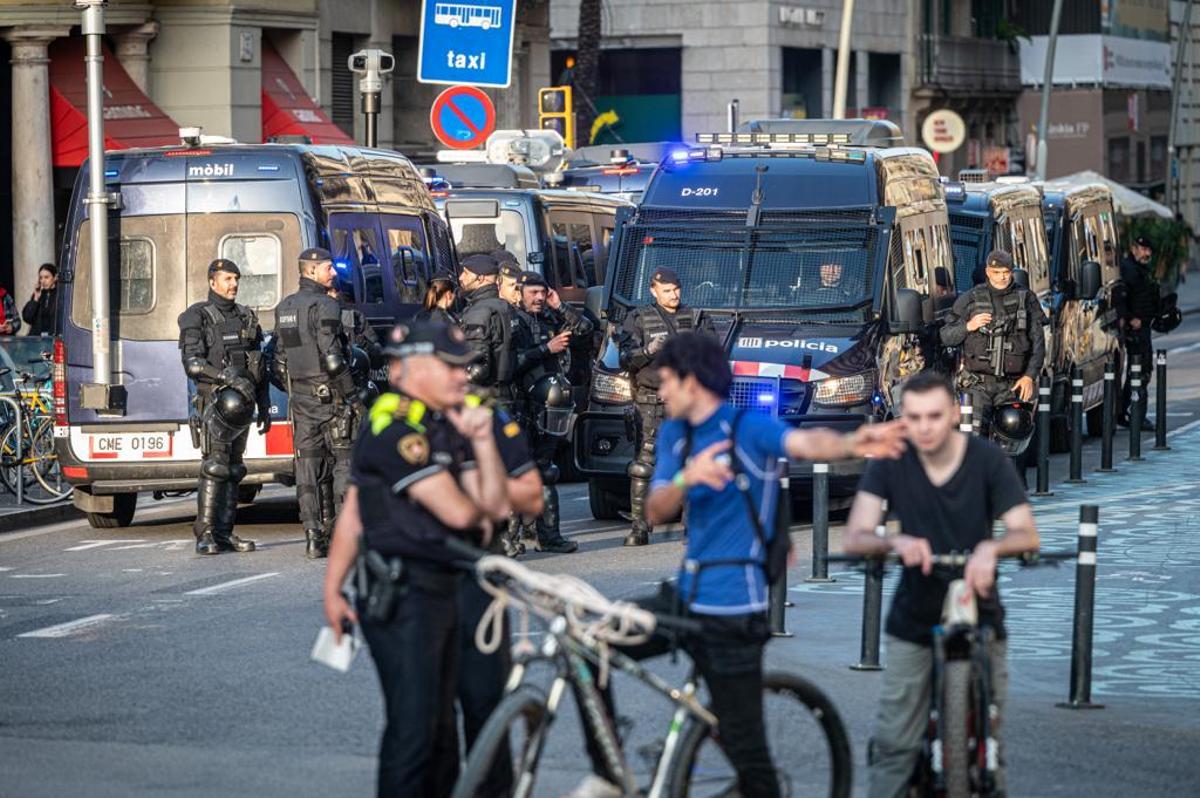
574, 0, 602, 147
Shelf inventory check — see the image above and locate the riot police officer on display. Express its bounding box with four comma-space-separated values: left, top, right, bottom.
321, 320, 510, 798
177, 259, 270, 556
940, 250, 1046, 439
329, 285, 383, 408
617, 267, 714, 546
510, 271, 592, 554
459, 255, 515, 408
273, 248, 356, 559
1117, 235, 1161, 426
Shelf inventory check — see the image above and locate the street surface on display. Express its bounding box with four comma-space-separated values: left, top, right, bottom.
4, 317, 1200, 796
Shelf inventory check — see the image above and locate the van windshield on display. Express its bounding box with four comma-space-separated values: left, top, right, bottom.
612, 211, 878, 311
450, 211, 528, 266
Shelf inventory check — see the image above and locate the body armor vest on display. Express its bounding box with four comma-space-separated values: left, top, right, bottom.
513, 308, 564, 392
962, 286, 1031, 377
199, 303, 262, 380
463, 286, 515, 387
632, 305, 701, 391
275, 284, 345, 382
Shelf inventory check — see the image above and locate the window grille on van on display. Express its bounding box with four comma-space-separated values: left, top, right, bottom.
949, 211, 985, 230
613, 210, 879, 313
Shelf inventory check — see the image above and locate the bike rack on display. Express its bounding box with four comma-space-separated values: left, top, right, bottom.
0, 394, 24, 506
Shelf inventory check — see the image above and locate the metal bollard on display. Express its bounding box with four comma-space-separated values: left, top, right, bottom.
1057, 504, 1104, 710
1095, 359, 1117, 473
1066, 366, 1085, 483
1128, 356, 1144, 461
1033, 375, 1053, 497
769, 459, 793, 637
851, 503, 886, 671
1153, 349, 1169, 451
806, 463, 833, 583
959, 393, 974, 434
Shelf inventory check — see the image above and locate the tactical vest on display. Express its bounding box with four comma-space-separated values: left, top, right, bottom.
514, 308, 564, 392
200, 302, 261, 378
463, 291, 515, 386
275, 287, 342, 381
961, 286, 1032, 377
633, 305, 702, 391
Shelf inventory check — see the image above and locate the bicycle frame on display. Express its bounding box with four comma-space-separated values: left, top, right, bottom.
500, 615, 717, 798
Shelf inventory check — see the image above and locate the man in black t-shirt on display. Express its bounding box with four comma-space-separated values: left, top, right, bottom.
843, 371, 1040, 798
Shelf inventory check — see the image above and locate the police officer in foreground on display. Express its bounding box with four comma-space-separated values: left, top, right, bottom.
459, 254, 515, 409
178, 259, 270, 555
274, 248, 356, 559
617, 267, 714, 546
1117, 235, 1161, 427
940, 250, 1046, 447
321, 320, 510, 797
510, 271, 592, 554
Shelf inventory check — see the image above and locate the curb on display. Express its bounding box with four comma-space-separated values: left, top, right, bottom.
0, 501, 82, 534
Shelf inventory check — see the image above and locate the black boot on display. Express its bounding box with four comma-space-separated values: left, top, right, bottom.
214, 479, 256, 553
193, 477, 221, 556
535, 485, 577, 554
624, 476, 651, 547
306, 529, 328, 559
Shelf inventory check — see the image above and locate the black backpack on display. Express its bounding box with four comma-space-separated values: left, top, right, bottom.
683, 409, 793, 582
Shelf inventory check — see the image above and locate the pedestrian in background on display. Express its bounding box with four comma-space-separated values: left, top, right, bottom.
1116, 235, 1160, 427
0, 283, 21, 336
22, 263, 57, 336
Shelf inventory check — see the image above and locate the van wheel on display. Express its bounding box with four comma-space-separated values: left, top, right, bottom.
237, 485, 261, 505
588, 478, 628, 521
86, 493, 137, 529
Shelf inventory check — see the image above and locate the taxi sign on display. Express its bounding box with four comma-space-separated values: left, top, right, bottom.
417, 0, 517, 87
430, 85, 497, 150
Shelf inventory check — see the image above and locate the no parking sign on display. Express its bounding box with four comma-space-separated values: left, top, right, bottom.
429, 85, 496, 150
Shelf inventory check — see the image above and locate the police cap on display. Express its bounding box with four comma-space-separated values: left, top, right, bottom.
491, 248, 520, 267
383, 320, 476, 365
208, 258, 241, 278
299, 247, 333, 264
517, 271, 548, 289
651, 267, 681, 286
1135, 235, 1154, 251
498, 261, 522, 281
460, 253, 499, 277
985, 250, 1014, 271
428, 270, 456, 286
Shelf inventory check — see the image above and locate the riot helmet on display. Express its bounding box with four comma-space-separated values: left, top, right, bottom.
990, 402, 1034, 455
1152, 306, 1182, 334
214, 387, 255, 427
530, 373, 574, 437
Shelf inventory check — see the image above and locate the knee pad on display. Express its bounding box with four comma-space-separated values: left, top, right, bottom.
228, 464, 247, 483
201, 460, 232, 480
627, 461, 655, 481
541, 462, 560, 485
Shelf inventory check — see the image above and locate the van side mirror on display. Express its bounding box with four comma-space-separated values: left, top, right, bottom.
891, 288, 923, 333
585, 285, 605, 321
1012, 268, 1029, 290
1078, 260, 1102, 300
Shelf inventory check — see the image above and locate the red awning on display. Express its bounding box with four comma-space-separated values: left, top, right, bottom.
49, 37, 182, 167
261, 41, 354, 145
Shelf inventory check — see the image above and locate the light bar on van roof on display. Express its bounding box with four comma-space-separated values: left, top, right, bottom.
696, 132, 852, 146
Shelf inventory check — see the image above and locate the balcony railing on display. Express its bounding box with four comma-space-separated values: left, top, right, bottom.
918, 35, 1021, 94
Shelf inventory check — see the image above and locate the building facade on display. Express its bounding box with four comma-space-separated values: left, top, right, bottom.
0, 0, 550, 304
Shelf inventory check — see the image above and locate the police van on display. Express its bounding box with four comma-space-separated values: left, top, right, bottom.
55, 139, 450, 527
575, 122, 955, 518
556, 145, 665, 204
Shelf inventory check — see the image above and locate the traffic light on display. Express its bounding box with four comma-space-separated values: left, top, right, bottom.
538, 86, 574, 150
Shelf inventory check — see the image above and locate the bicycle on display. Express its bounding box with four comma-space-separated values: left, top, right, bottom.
0, 360, 72, 504
446, 539, 853, 798
827, 549, 1074, 798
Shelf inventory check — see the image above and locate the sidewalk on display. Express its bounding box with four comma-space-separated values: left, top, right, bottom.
0, 493, 79, 533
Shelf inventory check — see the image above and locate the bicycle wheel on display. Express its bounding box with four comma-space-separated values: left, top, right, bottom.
451, 685, 550, 798
667, 671, 853, 798
31, 420, 72, 502
940, 660, 973, 798
0, 423, 37, 495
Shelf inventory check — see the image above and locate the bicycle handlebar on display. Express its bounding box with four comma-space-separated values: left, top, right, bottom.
825, 550, 1076, 568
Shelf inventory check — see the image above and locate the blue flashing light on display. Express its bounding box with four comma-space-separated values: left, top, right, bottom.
669, 149, 690, 165
104, 169, 119, 178
757, 392, 775, 405
333, 259, 350, 272
257, 164, 280, 172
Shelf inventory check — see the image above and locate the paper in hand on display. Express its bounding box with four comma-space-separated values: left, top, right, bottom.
311, 624, 360, 673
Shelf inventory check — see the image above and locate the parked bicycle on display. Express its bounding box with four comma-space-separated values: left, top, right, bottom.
446, 540, 853, 798
828, 549, 1074, 798
0, 358, 72, 504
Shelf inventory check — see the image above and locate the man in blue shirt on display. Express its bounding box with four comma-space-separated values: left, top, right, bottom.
578, 333, 905, 797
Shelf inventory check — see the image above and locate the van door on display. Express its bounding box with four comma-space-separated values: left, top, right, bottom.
328, 212, 389, 331
544, 209, 598, 302
379, 213, 432, 318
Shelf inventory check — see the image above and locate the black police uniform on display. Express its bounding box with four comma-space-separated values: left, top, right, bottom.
617, 276, 713, 547
459, 256, 516, 409
177, 260, 269, 555
510, 279, 592, 553
1117, 252, 1160, 423
273, 249, 357, 558
940, 277, 1046, 437
455, 405, 536, 796
351, 391, 472, 798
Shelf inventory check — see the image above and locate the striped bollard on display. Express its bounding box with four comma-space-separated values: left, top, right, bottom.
1128, 356, 1144, 462
807, 463, 832, 583
1057, 504, 1104, 710
769, 459, 793, 637
850, 500, 885, 672
1033, 375, 1053, 497
1096, 359, 1117, 473
1153, 350, 1170, 451
1066, 366, 1085, 484
959, 392, 974, 434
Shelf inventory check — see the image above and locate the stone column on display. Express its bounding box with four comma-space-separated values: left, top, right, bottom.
5, 27, 68, 310
113, 21, 160, 94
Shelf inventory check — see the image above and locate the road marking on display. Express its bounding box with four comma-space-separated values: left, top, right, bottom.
1168, 417, 1200, 438
0, 567, 11, 572
10, 573, 66, 579
17, 614, 115, 639
184, 572, 280, 596
64, 540, 145, 552
110, 542, 171, 550
1167, 340, 1200, 355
